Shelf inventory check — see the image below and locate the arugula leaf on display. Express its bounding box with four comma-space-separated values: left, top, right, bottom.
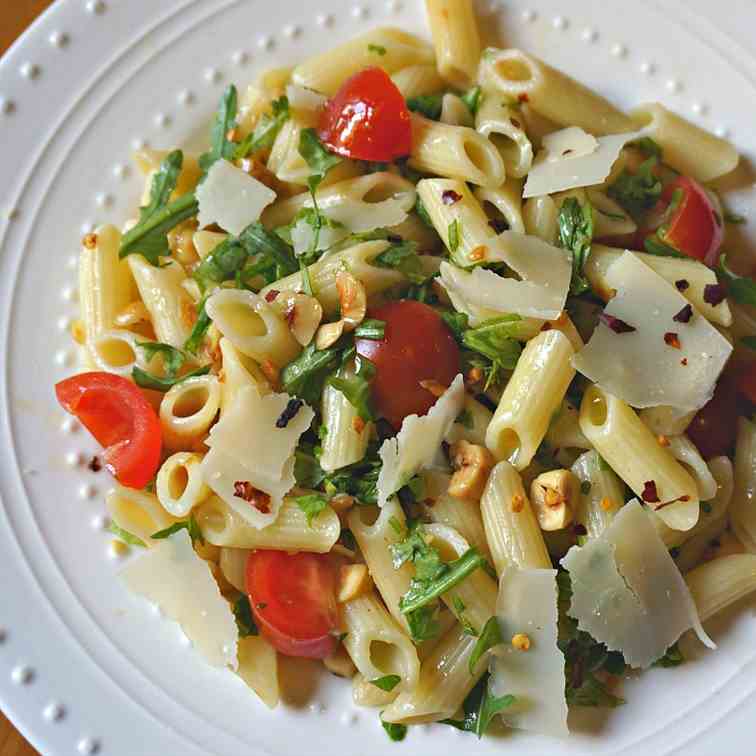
406, 93, 443, 120
370, 674, 401, 691
442, 673, 516, 737
643, 233, 686, 258
235, 95, 290, 160
193, 238, 247, 292
281, 342, 344, 405
406, 605, 441, 642
414, 194, 435, 228
469, 616, 503, 674
294, 442, 327, 489
557, 197, 594, 295
298, 128, 342, 192
718, 254, 756, 305
456, 408, 474, 430
199, 84, 239, 173
119, 152, 198, 265
368, 43, 387, 56
448, 219, 461, 253
741, 336, 756, 350
151, 513, 205, 545
373, 240, 427, 284
380, 719, 408, 742
461, 316, 522, 388
461, 86, 483, 116
441, 310, 469, 341
108, 522, 146, 548
451, 596, 478, 637
608, 156, 662, 217
294, 493, 329, 526
132, 365, 211, 392
184, 297, 212, 354
232, 594, 259, 637
324, 449, 382, 504
634, 136, 662, 159
136, 341, 186, 377
240, 222, 299, 279
327, 356, 376, 421
354, 318, 386, 340
654, 642, 684, 668
391, 521, 446, 580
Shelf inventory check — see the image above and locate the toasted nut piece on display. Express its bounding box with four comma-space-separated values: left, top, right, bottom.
281, 292, 323, 346
260, 359, 279, 385
352, 416, 366, 434
337, 564, 373, 603
530, 469, 579, 531
448, 440, 495, 501
82, 232, 98, 250
330, 494, 355, 514
511, 633, 531, 651
510, 494, 524, 513
657, 434, 670, 447
316, 320, 345, 350
419, 379, 447, 398
336, 271, 367, 330
324, 644, 357, 678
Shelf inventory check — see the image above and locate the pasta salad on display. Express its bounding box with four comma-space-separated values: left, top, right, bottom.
55, 0, 756, 742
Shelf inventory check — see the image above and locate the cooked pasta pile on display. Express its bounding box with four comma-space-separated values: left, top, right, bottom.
56, 0, 756, 742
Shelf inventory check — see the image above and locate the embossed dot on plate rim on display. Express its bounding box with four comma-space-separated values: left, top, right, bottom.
77, 736, 100, 755
204, 67, 222, 84
66, 451, 84, 467
85, 0, 106, 14
521, 9, 537, 22
0, 97, 16, 115
131, 138, 148, 150
79, 484, 97, 500
178, 89, 195, 106
582, 27, 598, 43
43, 702, 65, 722
231, 50, 249, 65
317, 13, 334, 28
385, 0, 402, 12
257, 35, 274, 50
61, 417, 80, 434
283, 25, 301, 39
49, 31, 69, 48
61, 285, 77, 302
352, 5, 368, 19
552, 16, 567, 30
112, 163, 129, 179
11, 665, 34, 685
0, 627, 7, 644
95, 193, 113, 208
57, 315, 71, 331
54, 349, 73, 367
640, 61, 656, 75
20, 62, 41, 80
666, 78, 682, 93
611, 43, 627, 58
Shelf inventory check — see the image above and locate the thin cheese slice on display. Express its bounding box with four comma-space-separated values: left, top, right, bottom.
561, 500, 713, 668
377, 374, 464, 506
524, 128, 643, 198
285, 84, 327, 112
573, 252, 732, 411
197, 159, 277, 235
438, 232, 571, 321
121, 530, 238, 669
489, 568, 568, 737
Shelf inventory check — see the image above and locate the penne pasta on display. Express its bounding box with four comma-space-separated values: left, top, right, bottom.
571, 450, 625, 540
159, 374, 222, 451
424, 0, 480, 88
475, 95, 533, 178
156, 452, 211, 517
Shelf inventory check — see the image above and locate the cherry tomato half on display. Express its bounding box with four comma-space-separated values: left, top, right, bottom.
318, 67, 411, 162
687, 374, 740, 460
246, 550, 339, 659
355, 300, 461, 430
55, 372, 162, 488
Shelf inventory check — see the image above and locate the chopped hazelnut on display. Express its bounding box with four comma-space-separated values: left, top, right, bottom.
530, 469, 578, 530
448, 440, 495, 500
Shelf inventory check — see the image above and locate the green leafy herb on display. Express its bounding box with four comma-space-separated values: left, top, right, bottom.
461, 85, 483, 116
108, 522, 146, 548
451, 596, 478, 637
151, 513, 205, 546
406, 93, 443, 121
381, 719, 408, 742
414, 194, 435, 228
370, 674, 401, 691
299, 128, 342, 192
199, 84, 239, 173
328, 356, 377, 422
448, 219, 461, 253
406, 605, 441, 642
654, 642, 684, 668
608, 156, 662, 217
724, 210, 746, 225
441, 310, 469, 341
184, 298, 211, 354
557, 197, 594, 295
388, 516, 403, 535
240, 222, 299, 280
461, 316, 523, 387
469, 616, 503, 674
294, 493, 329, 526
132, 365, 211, 392
294, 442, 327, 489
323, 442, 382, 504
580, 480, 592, 495
643, 233, 686, 259
718, 254, 756, 305
368, 43, 387, 55
741, 336, 756, 350
282, 342, 345, 405
634, 136, 662, 159
136, 341, 186, 377
442, 673, 516, 737
235, 95, 290, 159
456, 408, 474, 430
373, 240, 427, 284
232, 595, 259, 637
354, 318, 386, 340
193, 237, 248, 292
119, 152, 198, 265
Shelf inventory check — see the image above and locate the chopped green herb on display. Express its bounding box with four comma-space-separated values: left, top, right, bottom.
461, 316, 522, 389
108, 522, 146, 548
370, 674, 401, 691
461, 85, 483, 116
281, 342, 344, 405
199, 84, 239, 173
634, 136, 662, 159
380, 719, 408, 742
741, 336, 756, 350
368, 43, 387, 55
184, 297, 211, 354
442, 673, 516, 737
232, 595, 259, 637
136, 341, 186, 377
644, 233, 686, 259
406, 93, 443, 120
354, 318, 386, 340
373, 240, 427, 284
654, 642, 684, 668
299, 128, 342, 192
718, 254, 756, 306
580, 480, 592, 495
151, 513, 205, 546
448, 219, 461, 253
414, 194, 435, 228
388, 516, 403, 535
468, 616, 503, 674
557, 197, 594, 295
406, 605, 441, 642
132, 365, 211, 392
323, 443, 382, 504
608, 156, 662, 217
235, 95, 290, 159
456, 408, 474, 430
441, 310, 469, 341
724, 210, 746, 225
193, 237, 247, 292
294, 442, 327, 489
339, 529, 357, 551
294, 493, 329, 526
328, 355, 376, 422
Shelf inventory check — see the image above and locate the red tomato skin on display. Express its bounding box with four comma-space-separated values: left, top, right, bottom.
687, 375, 740, 460
318, 67, 412, 162
355, 300, 461, 430
55, 372, 162, 488
246, 550, 339, 659
658, 177, 723, 266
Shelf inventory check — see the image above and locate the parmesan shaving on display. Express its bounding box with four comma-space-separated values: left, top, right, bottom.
121, 530, 238, 669
489, 568, 568, 737
285, 84, 327, 113
377, 374, 465, 506
197, 159, 277, 235
561, 500, 714, 668
573, 252, 732, 411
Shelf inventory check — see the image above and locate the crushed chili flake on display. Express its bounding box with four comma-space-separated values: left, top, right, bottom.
510, 117, 521, 128
641, 480, 660, 503
562, 149, 574, 156
675, 279, 690, 291
466, 366, 483, 384
386, 234, 403, 244
664, 331, 681, 349
264, 289, 280, 302
679, 495, 691, 502
233, 481, 271, 513
276, 398, 303, 428
82, 233, 98, 250
352, 416, 366, 433
441, 190, 463, 205
680, 358, 688, 366
703, 283, 726, 306
518, 92, 529, 103
540, 322, 553, 332
87, 456, 102, 472
488, 218, 508, 234
510, 494, 524, 513
573, 523, 587, 537
284, 303, 296, 326
469, 245, 487, 261
600, 312, 636, 334
673, 304, 693, 323
657, 434, 670, 447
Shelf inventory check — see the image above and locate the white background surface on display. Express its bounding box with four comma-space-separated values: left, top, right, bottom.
1, 1, 756, 754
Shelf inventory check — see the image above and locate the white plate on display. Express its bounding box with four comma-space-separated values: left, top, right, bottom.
1, 1, 756, 754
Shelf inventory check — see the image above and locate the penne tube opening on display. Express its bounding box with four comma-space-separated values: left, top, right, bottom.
89, 329, 145, 376
160, 375, 222, 451
156, 451, 210, 517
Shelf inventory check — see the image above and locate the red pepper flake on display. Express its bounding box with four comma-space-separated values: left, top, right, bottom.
600, 312, 636, 334
517, 92, 530, 103
284, 303, 296, 327
511, 118, 521, 128
233, 481, 271, 513
562, 149, 574, 156
675, 279, 690, 291
673, 304, 693, 323
87, 456, 102, 472
703, 283, 726, 306
265, 289, 280, 302
488, 218, 508, 234
679, 495, 691, 502
641, 480, 660, 503
386, 233, 403, 244
573, 523, 587, 537
276, 398, 303, 428
680, 358, 688, 366
540, 322, 553, 332
664, 332, 681, 349
441, 190, 462, 205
